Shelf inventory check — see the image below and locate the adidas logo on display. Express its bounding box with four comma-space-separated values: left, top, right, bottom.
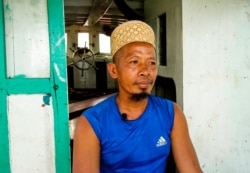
156, 136, 167, 147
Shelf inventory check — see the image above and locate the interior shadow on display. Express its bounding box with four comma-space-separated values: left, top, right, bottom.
153, 76, 177, 173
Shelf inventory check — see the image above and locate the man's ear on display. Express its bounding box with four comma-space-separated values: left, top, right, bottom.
107, 62, 118, 79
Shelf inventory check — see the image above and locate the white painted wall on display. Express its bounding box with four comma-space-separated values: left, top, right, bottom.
145, 0, 250, 172
8, 95, 55, 173
4, 0, 50, 78
183, 1, 250, 172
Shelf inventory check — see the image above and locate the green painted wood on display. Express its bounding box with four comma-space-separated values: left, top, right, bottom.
0, 90, 11, 173
6, 78, 51, 94
47, 0, 71, 173
0, 0, 11, 172
0, 0, 6, 79
0, 0, 70, 172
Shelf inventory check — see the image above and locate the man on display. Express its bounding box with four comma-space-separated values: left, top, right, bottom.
73, 20, 202, 173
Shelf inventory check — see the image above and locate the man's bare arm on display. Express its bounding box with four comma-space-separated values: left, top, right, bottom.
73, 116, 100, 173
171, 103, 202, 173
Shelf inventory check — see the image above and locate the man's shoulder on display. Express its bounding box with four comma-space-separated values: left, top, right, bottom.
84, 94, 116, 113
148, 94, 174, 115
149, 94, 172, 103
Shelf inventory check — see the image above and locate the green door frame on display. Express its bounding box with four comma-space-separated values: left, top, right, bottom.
0, 0, 70, 172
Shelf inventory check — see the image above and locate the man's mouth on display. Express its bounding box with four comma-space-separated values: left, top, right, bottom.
136, 79, 153, 88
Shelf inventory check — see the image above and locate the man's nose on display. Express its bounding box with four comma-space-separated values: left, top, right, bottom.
138, 63, 150, 76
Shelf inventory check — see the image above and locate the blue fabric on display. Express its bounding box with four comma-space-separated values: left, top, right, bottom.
83, 94, 174, 173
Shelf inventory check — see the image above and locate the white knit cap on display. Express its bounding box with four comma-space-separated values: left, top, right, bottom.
111, 20, 156, 56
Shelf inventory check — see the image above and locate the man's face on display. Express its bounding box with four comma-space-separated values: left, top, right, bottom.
108, 42, 158, 98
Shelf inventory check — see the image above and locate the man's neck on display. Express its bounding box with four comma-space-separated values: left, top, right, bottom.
116, 94, 149, 120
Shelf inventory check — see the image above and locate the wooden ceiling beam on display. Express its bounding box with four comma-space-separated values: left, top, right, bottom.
84, 0, 113, 26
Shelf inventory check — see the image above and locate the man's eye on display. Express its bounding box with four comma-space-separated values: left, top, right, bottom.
130, 60, 138, 64
149, 61, 156, 65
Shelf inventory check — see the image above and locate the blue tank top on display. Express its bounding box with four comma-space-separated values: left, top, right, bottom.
83, 94, 174, 173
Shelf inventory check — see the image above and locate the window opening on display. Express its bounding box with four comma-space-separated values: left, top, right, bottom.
99, 33, 111, 54
65, 33, 67, 53
158, 13, 167, 66
78, 33, 89, 48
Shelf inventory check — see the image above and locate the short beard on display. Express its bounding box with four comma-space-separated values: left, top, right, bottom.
130, 92, 149, 102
